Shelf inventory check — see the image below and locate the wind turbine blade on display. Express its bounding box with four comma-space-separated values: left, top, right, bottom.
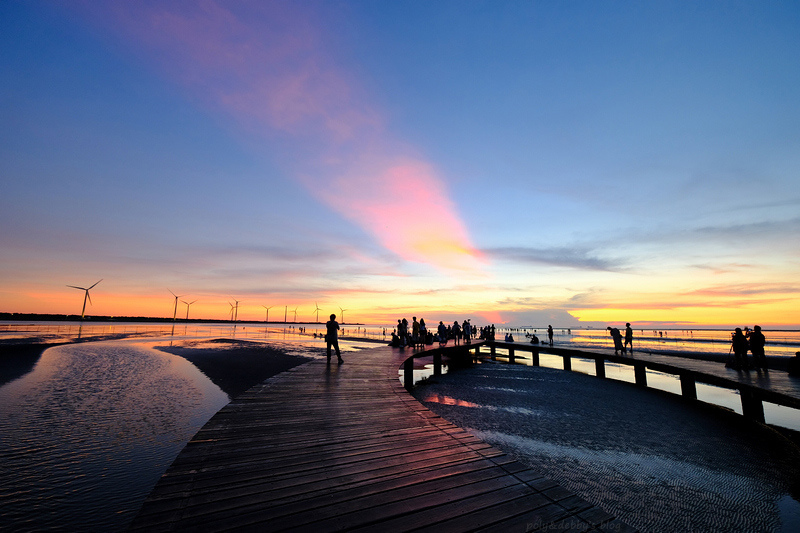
168, 289, 177, 297
67, 285, 86, 290
86, 292, 93, 306
88, 279, 103, 290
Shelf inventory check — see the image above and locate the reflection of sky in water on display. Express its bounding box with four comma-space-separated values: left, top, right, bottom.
0, 340, 229, 531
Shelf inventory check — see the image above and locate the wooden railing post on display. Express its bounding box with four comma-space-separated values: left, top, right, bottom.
595, 356, 605, 378
562, 354, 571, 371
490, 344, 496, 361
634, 363, 647, 387
531, 348, 539, 366
403, 358, 414, 391
433, 352, 442, 376
680, 374, 697, 400
740, 388, 765, 423
508, 347, 515, 364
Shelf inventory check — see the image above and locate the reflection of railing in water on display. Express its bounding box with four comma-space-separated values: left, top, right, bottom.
400, 340, 800, 431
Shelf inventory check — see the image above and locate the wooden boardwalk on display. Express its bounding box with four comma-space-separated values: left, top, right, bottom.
130, 344, 633, 532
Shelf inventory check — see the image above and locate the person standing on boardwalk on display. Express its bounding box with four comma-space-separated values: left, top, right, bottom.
326, 314, 343, 364
453, 321, 462, 345
624, 323, 634, 353
547, 325, 554, 346
607, 326, 624, 355
437, 321, 447, 346
730, 327, 749, 370
463, 319, 471, 343
748, 325, 767, 369
412, 317, 420, 347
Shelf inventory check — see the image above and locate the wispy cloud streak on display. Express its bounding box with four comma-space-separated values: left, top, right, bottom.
485, 246, 619, 271
76, 0, 483, 271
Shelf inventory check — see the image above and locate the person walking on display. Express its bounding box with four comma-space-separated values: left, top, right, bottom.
624, 323, 633, 353
326, 314, 343, 364
547, 325, 554, 346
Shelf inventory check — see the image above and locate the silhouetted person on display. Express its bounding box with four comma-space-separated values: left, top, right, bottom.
547, 325, 553, 346
730, 327, 749, 370
624, 323, 633, 353
326, 314, 343, 364
607, 326, 623, 355
437, 321, 447, 346
748, 325, 767, 369
463, 319, 471, 343
412, 317, 420, 347
419, 318, 427, 347
788, 352, 800, 377
453, 321, 462, 345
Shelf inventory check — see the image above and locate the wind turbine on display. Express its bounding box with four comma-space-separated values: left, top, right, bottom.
312, 302, 321, 322
168, 290, 184, 321
66, 279, 102, 320
262, 305, 274, 323
182, 300, 197, 320
339, 306, 348, 324
230, 297, 240, 322
292, 307, 298, 322
284, 305, 287, 323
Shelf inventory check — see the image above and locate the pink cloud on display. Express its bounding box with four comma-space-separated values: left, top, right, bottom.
73, 1, 483, 271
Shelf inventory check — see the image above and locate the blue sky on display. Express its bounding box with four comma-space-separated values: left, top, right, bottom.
1, 1, 799, 327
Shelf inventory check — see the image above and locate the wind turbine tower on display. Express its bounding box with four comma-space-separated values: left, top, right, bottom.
262, 305, 274, 323
67, 279, 102, 320
230, 297, 240, 322
312, 302, 321, 322
182, 300, 197, 320
292, 307, 298, 322
168, 290, 184, 321
339, 306, 348, 324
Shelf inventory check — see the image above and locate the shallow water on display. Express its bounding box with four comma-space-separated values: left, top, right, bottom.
0, 340, 229, 531
414, 362, 800, 533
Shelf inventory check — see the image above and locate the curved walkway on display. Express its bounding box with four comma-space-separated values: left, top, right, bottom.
129, 344, 633, 532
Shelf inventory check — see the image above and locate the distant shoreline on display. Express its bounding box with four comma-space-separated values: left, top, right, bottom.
0, 313, 365, 325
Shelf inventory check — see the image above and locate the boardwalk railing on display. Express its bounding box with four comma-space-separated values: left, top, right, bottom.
479, 341, 800, 425
401, 339, 800, 426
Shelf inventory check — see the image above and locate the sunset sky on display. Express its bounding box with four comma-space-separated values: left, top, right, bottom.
2, 1, 799, 328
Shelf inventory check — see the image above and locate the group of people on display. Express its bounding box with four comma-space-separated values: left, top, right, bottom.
728, 325, 767, 370
607, 323, 634, 355
389, 317, 478, 348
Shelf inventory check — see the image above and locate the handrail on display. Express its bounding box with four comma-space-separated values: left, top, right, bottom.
399, 339, 800, 425
483, 341, 800, 423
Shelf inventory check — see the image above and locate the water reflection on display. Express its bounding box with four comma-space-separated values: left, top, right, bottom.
0, 341, 229, 531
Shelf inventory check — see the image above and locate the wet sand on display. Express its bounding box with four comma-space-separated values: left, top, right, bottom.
413, 361, 800, 532
0, 343, 55, 387
155, 339, 313, 399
